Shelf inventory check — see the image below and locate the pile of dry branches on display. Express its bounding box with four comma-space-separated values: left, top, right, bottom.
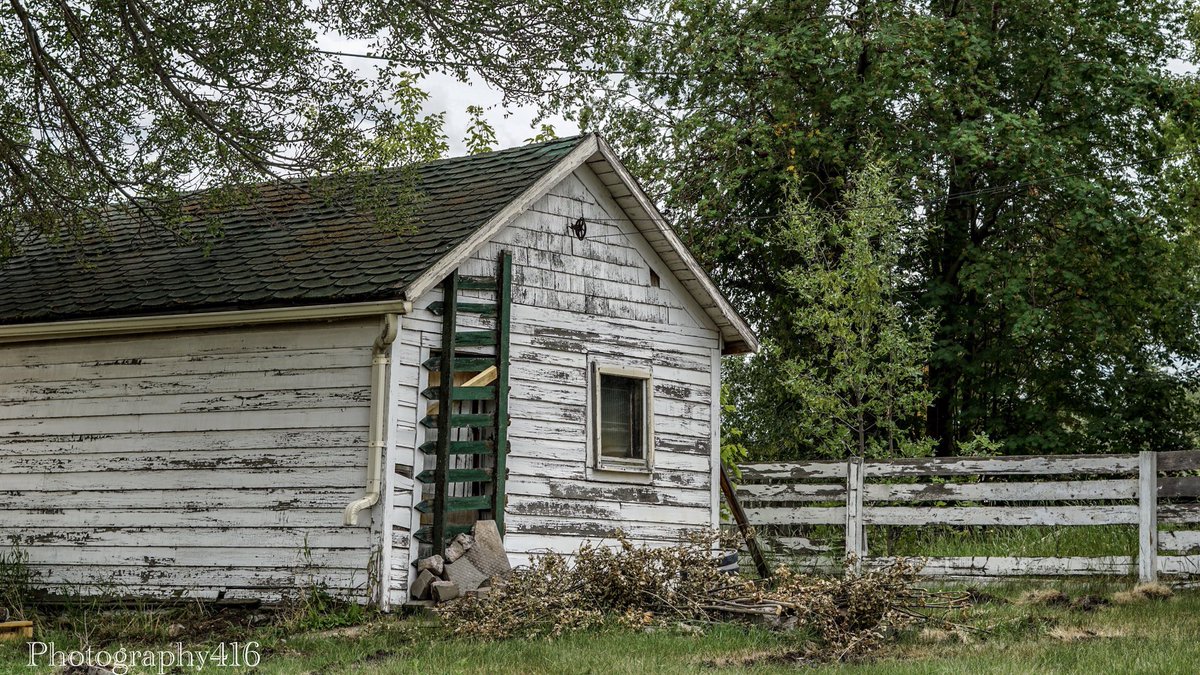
438, 532, 967, 660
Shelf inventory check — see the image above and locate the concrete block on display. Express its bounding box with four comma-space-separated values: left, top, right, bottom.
445, 534, 474, 563
416, 554, 444, 577
431, 581, 460, 603
410, 569, 436, 600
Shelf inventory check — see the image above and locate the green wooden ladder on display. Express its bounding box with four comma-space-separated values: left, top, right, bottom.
414, 250, 512, 556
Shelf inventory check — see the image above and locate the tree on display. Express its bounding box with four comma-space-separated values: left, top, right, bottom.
0, 0, 632, 255
566, 0, 1200, 456
763, 161, 932, 459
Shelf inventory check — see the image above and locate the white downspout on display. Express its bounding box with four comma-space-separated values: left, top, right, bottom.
344, 312, 404, 526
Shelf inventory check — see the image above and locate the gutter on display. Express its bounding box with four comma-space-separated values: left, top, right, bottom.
344, 312, 403, 526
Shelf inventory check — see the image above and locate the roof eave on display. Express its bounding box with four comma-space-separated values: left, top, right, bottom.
0, 299, 413, 345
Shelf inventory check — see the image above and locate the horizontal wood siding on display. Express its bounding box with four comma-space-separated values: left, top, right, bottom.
393, 167, 723, 578
0, 320, 380, 600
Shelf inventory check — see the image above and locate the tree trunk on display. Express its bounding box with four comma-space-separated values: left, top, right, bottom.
926, 165, 976, 457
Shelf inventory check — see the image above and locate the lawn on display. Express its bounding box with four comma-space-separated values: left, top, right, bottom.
2, 580, 1198, 674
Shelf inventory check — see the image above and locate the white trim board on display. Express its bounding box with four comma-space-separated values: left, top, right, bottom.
0, 300, 414, 344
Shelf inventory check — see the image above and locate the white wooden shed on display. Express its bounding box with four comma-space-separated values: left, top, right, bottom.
0, 134, 757, 608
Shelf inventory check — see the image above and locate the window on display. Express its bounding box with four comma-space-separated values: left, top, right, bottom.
592, 365, 653, 471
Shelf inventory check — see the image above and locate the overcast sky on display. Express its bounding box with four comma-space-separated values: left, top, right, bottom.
317, 34, 580, 157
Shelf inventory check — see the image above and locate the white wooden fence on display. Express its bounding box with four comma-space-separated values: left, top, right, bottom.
734, 450, 1200, 581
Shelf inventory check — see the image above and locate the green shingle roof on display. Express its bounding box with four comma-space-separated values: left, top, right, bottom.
0, 135, 586, 325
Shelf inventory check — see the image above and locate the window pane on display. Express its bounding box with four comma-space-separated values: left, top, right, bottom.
599, 374, 644, 460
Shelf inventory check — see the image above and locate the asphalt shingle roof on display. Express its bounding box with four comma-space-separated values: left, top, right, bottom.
0, 135, 586, 324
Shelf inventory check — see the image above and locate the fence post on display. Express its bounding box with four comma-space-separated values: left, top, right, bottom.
1138, 450, 1158, 583
845, 456, 865, 575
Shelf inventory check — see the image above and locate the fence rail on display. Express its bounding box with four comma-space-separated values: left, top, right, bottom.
733, 450, 1200, 581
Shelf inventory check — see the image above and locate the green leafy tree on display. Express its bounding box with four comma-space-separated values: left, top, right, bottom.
0, 0, 633, 255
463, 105, 499, 155
719, 383, 749, 471
566, 0, 1200, 456
776, 161, 933, 459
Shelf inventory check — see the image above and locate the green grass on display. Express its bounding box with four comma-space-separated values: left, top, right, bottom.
759, 524, 1140, 560
869, 525, 1139, 558
3, 581, 1199, 674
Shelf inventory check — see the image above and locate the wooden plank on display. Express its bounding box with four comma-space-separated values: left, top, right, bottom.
0, 428, 364, 455
0, 386, 371, 421
426, 301, 497, 317
0, 408, 369, 436
737, 482, 846, 503
767, 537, 833, 555
1139, 450, 1158, 582
416, 468, 491, 484
864, 454, 1139, 478
422, 383, 496, 402
846, 457, 864, 572
24, 563, 367, 593
421, 356, 494, 372
505, 476, 709, 509
494, 250, 513, 535
863, 505, 1137, 527
457, 275, 497, 291
865, 479, 1136, 503
413, 523, 473, 544
0, 467, 366, 492
454, 330, 497, 347
4, 526, 367, 549
720, 464, 771, 578
507, 495, 713, 528
0, 508, 365, 529
738, 461, 847, 481
505, 516, 702, 542
0, 447, 364, 474
1158, 555, 1200, 576
1160, 504, 1200, 524
0, 365, 370, 404
431, 271, 458, 556
1159, 531, 1200, 554
0, 487, 361, 511
419, 413, 494, 429
864, 556, 1134, 577
1159, 476, 1200, 498
1157, 450, 1200, 472
418, 440, 492, 455
741, 506, 847, 526
416, 494, 492, 514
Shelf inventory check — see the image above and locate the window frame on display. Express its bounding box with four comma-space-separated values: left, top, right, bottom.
589, 362, 655, 473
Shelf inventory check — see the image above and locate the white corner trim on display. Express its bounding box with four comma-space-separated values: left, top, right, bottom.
593, 136, 760, 354
402, 134, 603, 302
0, 299, 414, 344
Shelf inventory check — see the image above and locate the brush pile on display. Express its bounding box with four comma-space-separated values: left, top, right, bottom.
438, 531, 968, 659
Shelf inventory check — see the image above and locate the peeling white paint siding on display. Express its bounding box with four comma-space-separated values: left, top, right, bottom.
390, 166, 723, 597
0, 166, 727, 606
0, 319, 382, 601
